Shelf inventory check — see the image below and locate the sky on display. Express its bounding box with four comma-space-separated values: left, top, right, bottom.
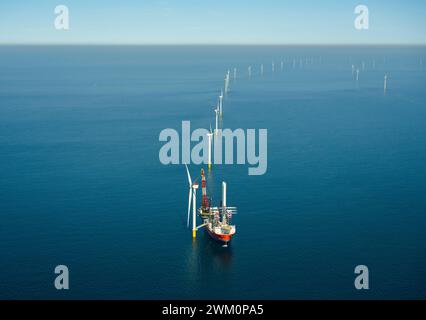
0, 0, 425, 45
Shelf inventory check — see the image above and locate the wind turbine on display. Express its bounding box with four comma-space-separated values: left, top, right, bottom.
248, 65, 252, 79
214, 107, 219, 135
207, 126, 213, 170
185, 165, 199, 239
260, 64, 264, 76
384, 74, 388, 95
219, 90, 223, 117
224, 70, 230, 94
233, 68, 237, 80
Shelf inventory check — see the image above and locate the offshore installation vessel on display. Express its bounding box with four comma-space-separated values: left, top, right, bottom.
185, 166, 237, 246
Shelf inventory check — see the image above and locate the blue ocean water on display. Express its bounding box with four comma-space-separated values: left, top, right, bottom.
0, 46, 425, 299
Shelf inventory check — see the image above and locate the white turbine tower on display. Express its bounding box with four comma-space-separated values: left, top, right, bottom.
219, 91, 223, 117
214, 107, 219, 135
260, 64, 264, 76
207, 126, 213, 170
227, 71, 230, 92
222, 181, 227, 209
185, 165, 199, 238
248, 65, 252, 78
233, 68, 237, 80
281, 60, 284, 72
224, 70, 230, 94
356, 68, 360, 82
272, 61, 275, 73
384, 74, 388, 95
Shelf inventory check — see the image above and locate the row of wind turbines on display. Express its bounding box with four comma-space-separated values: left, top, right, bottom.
205, 53, 420, 171
204, 55, 399, 171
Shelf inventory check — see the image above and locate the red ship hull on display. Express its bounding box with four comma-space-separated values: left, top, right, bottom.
206, 226, 234, 244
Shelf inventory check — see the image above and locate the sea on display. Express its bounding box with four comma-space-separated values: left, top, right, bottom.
0, 45, 425, 299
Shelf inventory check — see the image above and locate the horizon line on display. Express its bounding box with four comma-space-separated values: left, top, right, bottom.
1, 43, 426, 47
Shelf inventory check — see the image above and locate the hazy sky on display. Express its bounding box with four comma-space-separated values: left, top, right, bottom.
1, 0, 425, 44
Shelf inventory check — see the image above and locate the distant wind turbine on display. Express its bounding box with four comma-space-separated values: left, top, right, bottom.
219, 91, 223, 117
214, 107, 219, 135
384, 74, 388, 95
207, 126, 213, 170
224, 71, 230, 94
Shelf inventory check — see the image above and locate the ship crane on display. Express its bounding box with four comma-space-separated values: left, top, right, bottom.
201, 168, 210, 209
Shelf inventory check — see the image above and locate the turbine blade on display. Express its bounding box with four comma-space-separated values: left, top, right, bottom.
185, 164, 192, 186
187, 188, 192, 228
